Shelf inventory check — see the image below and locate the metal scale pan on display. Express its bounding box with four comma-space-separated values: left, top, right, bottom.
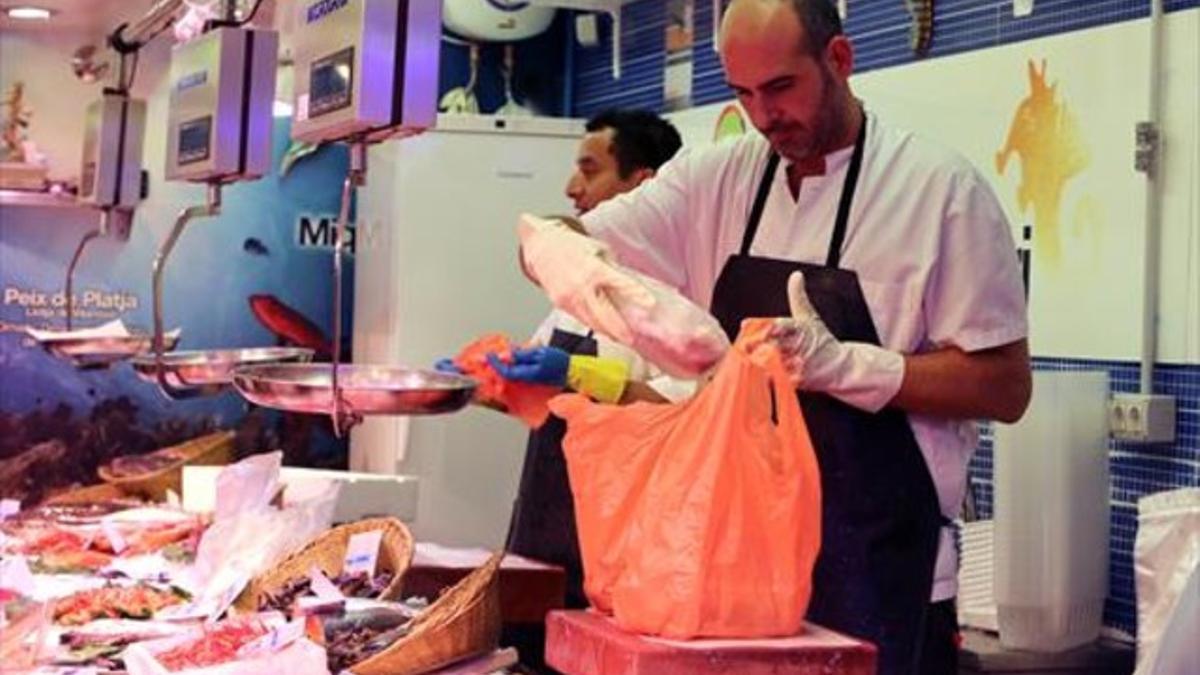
232, 364, 477, 417
130, 347, 314, 393
237, 0, 459, 433
33, 332, 180, 370
138, 20, 283, 400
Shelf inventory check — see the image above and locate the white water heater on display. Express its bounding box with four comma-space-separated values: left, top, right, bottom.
442, 0, 556, 41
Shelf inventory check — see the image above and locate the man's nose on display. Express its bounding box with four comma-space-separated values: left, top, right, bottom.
565, 173, 583, 198
762, 101, 787, 127
744, 99, 776, 131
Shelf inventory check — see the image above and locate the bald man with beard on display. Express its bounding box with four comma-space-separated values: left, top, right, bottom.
523, 1, 1032, 672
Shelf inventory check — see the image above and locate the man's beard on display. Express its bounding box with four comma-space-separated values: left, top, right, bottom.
775, 65, 849, 162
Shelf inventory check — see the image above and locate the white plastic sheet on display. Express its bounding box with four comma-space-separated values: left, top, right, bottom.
518, 214, 729, 378
1148, 561, 1198, 675
615, 271, 730, 378
24, 319, 180, 343
171, 452, 339, 618
1134, 488, 1200, 675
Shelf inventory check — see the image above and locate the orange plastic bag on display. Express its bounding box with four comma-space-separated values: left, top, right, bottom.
549, 319, 821, 639
452, 333, 559, 428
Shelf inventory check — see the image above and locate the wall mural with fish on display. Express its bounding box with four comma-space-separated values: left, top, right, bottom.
674, 15, 1197, 362
994, 59, 1093, 270
0, 118, 354, 504
850, 20, 1155, 362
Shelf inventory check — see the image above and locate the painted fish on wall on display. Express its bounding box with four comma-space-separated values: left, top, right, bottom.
248, 294, 332, 359
996, 59, 1091, 267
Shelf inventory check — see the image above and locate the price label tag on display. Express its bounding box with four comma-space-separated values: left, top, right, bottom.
207, 569, 252, 623
101, 519, 128, 554
343, 530, 383, 578
0, 499, 20, 520
238, 619, 305, 657
0, 556, 36, 596
309, 566, 344, 601
156, 601, 208, 622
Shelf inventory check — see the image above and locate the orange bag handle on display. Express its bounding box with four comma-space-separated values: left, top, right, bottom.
734, 319, 799, 430
766, 342, 823, 554
742, 341, 817, 494
750, 343, 800, 428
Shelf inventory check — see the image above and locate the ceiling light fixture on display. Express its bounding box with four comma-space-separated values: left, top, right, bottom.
5, 6, 54, 20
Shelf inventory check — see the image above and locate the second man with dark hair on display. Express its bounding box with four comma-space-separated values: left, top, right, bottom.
501, 109, 685, 611
566, 109, 684, 215
439, 108, 685, 611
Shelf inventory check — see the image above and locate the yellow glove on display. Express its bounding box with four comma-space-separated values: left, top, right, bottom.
567, 355, 630, 404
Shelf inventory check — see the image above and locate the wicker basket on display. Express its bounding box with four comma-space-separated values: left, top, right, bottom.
351, 550, 504, 675
97, 430, 234, 501
237, 517, 414, 613
42, 482, 131, 505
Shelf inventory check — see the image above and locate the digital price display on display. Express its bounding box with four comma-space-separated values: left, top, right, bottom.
177, 116, 212, 165
309, 48, 354, 117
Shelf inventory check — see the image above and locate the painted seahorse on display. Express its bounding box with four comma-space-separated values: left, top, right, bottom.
995, 59, 1090, 265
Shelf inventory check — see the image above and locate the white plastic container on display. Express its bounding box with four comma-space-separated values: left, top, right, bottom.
993, 370, 1110, 652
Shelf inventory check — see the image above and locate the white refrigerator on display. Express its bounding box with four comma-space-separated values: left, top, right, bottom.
352, 114, 583, 547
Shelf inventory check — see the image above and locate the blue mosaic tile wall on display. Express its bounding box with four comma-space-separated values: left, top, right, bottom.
571, 0, 1200, 116
972, 359, 1200, 635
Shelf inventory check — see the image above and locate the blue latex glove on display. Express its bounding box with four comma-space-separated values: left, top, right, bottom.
486, 346, 570, 387
434, 358, 463, 375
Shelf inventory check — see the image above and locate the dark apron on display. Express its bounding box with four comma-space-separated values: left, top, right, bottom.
709, 118, 945, 675
505, 327, 595, 609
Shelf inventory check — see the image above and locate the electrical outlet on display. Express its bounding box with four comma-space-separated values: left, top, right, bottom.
1109, 394, 1176, 443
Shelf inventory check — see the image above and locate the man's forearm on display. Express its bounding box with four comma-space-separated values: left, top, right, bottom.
891, 340, 1032, 423
618, 380, 669, 405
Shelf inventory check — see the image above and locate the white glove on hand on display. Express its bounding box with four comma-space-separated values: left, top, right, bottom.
768, 271, 905, 413
518, 214, 655, 345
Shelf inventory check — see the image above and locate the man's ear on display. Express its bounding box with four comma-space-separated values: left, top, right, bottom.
824, 35, 855, 79
630, 167, 655, 187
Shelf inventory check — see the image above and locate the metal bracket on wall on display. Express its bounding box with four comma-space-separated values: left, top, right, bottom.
1135, 121, 1161, 175
529, 0, 635, 79
904, 0, 935, 56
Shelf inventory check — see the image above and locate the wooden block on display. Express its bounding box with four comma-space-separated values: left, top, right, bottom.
545, 610, 877, 675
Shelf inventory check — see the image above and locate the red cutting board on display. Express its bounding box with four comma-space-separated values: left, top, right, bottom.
546, 610, 877, 675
